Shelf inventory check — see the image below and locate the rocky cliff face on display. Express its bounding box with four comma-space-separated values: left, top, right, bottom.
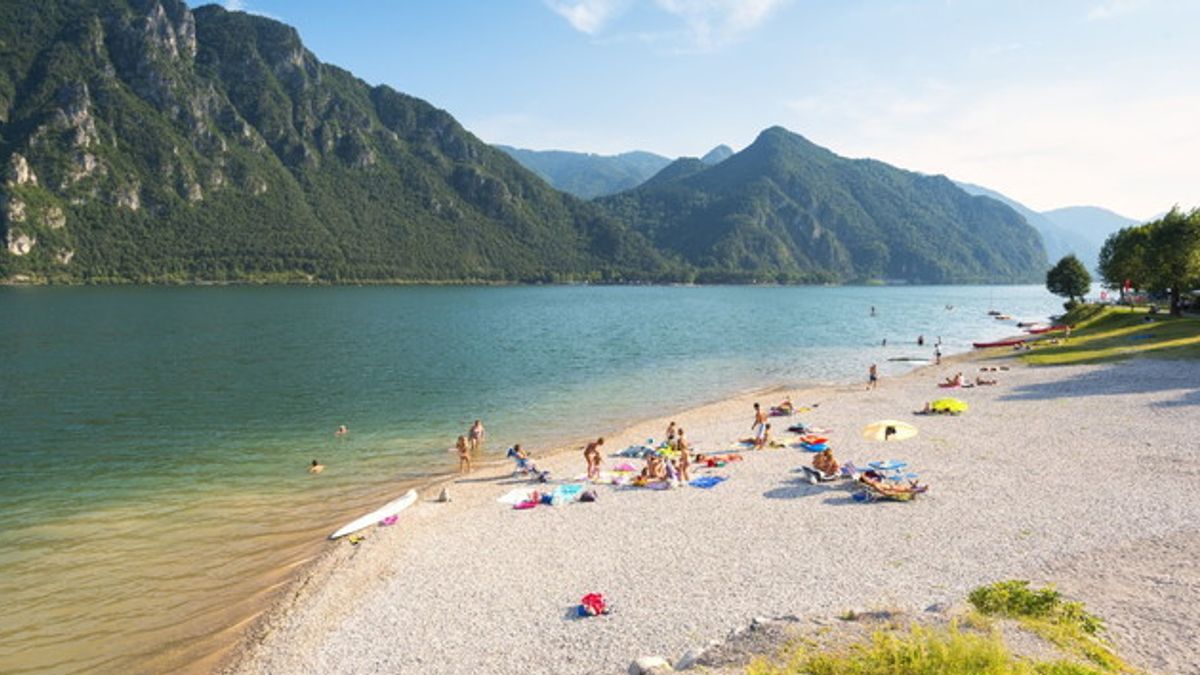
0, 0, 667, 282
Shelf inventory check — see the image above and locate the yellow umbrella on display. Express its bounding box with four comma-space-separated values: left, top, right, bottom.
862, 420, 919, 441
930, 397, 968, 414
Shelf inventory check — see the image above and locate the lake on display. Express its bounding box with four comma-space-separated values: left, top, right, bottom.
0, 284, 1061, 674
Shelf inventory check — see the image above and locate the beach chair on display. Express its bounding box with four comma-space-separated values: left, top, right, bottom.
853, 472, 928, 502
507, 448, 549, 482
800, 461, 858, 485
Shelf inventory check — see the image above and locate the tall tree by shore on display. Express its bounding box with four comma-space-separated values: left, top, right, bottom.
1098, 207, 1200, 315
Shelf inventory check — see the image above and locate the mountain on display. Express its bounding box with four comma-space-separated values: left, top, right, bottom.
494, 146, 671, 199
956, 183, 1139, 270
700, 144, 733, 165
0, 0, 673, 283
599, 127, 1048, 284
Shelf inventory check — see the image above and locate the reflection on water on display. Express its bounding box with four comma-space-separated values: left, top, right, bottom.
0, 285, 1060, 674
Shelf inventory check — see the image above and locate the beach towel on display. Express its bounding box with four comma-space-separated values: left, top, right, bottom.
552, 483, 585, 505
498, 488, 536, 505
689, 475, 727, 489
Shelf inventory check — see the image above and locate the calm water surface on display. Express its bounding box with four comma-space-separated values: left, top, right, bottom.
0, 285, 1061, 674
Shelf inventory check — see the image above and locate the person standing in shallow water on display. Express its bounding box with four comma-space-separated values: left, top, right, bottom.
868, 363, 878, 389
468, 419, 485, 454
456, 435, 471, 474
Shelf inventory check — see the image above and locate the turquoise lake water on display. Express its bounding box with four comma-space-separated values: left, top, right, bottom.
0, 285, 1061, 674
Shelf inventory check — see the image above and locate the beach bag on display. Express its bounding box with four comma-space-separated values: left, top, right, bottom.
579, 592, 608, 616
579, 489, 597, 502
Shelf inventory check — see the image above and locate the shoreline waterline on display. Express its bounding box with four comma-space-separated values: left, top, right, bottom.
0, 284, 1064, 675
213, 357, 973, 674
222, 352, 1200, 675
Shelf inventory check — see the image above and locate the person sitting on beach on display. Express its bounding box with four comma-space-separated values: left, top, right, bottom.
640, 453, 667, 482
335, 425, 348, 436
812, 449, 839, 476
456, 435, 471, 474
508, 444, 548, 481
975, 375, 998, 386
583, 437, 604, 480
309, 459, 325, 474
676, 428, 691, 482
771, 397, 795, 416
941, 372, 964, 387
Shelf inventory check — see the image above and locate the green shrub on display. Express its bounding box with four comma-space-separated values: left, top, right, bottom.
747, 623, 1105, 675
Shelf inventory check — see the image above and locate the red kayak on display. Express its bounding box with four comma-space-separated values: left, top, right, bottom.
1025, 324, 1069, 334
973, 338, 1025, 348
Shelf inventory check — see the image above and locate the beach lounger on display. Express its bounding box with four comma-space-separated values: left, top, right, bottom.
854, 474, 928, 502
800, 461, 858, 485
507, 448, 549, 481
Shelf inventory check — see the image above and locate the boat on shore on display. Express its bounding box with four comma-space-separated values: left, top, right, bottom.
972, 337, 1025, 348
1025, 324, 1069, 334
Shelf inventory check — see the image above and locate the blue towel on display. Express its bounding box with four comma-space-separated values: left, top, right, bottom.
689, 475, 727, 489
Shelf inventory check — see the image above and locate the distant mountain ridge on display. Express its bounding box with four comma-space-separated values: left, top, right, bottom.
496, 144, 735, 199
599, 127, 1048, 284
1, 0, 1049, 285
955, 182, 1139, 270
0, 0, 672, 282
494, 146, 671, 199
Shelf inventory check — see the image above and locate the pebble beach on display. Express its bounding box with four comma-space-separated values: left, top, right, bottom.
223, 353, 1200, 675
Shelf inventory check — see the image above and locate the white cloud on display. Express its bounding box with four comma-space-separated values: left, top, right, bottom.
546, 0, 787, 48
653, 0, 788, 48
545, 0, 630, 34
223, 0, 246, 10
1087, 0, 1149, 21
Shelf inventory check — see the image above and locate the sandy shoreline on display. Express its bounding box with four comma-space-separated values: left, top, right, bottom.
220, 351, 1200, 675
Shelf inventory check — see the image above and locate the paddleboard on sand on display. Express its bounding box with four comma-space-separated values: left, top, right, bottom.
330, 489, 417, 539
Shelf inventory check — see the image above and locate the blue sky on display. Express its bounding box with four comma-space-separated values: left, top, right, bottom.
214, 0, 1198, 219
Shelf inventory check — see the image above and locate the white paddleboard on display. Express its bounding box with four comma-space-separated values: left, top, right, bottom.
329, 489, 417, 539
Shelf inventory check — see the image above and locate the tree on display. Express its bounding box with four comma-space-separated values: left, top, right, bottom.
1098, 225, 1151, 300
1145, 207, 1200, 316
1046, 254, 1092, 306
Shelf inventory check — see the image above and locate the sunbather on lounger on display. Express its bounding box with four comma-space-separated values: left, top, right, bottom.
813, 449, 840, 475
859, 472, 926, 498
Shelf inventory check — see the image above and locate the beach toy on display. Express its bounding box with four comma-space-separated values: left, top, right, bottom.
378, 514, 399, 526
799, 443, 828, 452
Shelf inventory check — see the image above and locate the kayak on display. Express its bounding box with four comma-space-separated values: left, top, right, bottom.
972, 338, 1025, 348
1026, 324, 1069, 334
329, 489, 417, 539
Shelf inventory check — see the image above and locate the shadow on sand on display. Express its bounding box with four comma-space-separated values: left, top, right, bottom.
999, 361, 1199, 408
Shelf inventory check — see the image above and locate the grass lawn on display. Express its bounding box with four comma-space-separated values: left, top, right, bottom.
1019, 305, 1200, 366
